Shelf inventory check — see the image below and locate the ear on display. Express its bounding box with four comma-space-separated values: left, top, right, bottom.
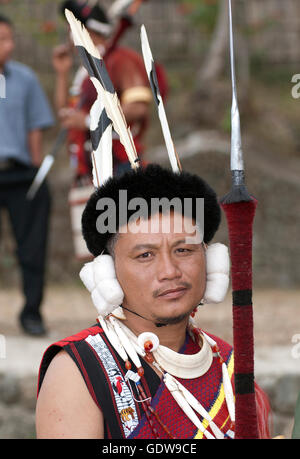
79, 254, 124, 316
203, 243, 230, 304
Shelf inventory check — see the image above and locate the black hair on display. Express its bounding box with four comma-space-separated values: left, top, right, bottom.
0, 15, 13, 27
82, 164, 221, 257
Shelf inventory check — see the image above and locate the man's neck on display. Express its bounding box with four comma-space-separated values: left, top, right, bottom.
122, 313, 189, 353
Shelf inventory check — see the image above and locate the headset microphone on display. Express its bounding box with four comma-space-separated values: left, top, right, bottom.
121, 305, 167, 328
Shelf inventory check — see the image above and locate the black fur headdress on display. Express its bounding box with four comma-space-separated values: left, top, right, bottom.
82, 164, 221, 257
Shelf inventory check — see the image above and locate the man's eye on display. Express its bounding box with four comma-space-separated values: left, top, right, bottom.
176, 248, 191, 253
137, 252, 152, 259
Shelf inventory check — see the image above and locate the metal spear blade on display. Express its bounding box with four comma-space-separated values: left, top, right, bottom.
26, 154, 55, 200
229, 0, 244, 173
26, 127, 67, 200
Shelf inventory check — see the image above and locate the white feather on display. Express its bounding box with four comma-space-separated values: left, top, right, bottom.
140, 24, 181, 173
91, 77, 138, 169
65, 9, 99, 59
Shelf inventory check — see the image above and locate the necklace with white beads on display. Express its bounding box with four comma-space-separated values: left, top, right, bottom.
98, 314, 235, 439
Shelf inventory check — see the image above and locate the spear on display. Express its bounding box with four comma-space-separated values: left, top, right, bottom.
220, 0, 259, 439
26, 128, 67, 199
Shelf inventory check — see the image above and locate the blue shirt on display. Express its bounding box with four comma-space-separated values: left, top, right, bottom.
0, 60, 54, 165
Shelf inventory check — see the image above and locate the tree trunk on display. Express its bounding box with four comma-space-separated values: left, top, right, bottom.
235, 0, 250, 105
194, 0, 251, 124
196, 0, 229, 89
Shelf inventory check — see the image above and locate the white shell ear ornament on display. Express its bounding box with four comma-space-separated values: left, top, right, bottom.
79, 253, 125, 317
202, 243, 230, 304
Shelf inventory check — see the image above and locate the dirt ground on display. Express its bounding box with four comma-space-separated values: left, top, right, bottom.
0, 285, 299, 349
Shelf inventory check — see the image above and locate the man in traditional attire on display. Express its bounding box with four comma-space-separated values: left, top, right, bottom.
36, 163, 271, 439
0, 15, 54, 335
36, 3, 271, 439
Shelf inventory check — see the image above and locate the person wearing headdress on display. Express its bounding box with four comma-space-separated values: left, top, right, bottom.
52, 0, 160, 259
36, 161, 271, 439
53, 0, 158, 177
36, 8, 271, 439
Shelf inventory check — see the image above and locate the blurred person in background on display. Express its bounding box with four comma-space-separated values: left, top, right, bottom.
53, 0, 155, 179
0, 15, 54, 336
51, 0, 161, 260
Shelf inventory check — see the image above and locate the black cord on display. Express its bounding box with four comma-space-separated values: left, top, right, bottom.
121, 305, 167, 328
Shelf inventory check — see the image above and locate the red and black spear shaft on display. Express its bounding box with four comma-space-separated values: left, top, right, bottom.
220, 0, 259, 439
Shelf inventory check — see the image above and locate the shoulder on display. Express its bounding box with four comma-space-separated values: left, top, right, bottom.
36, 325, 105, 438
7, 60, 38, 82
7, 61, 45, 96
36, 348, 84, 417
55, 323, 102, 345
39, 348, 78, 384
38, 348, 83, 390
38, 324, 102, 392
36, 349, 103, 438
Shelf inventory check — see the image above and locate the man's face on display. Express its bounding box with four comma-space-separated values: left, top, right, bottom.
114, 212, 206, 326
0, 23, 14, 66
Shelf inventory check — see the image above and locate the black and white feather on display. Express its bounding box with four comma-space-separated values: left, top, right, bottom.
89, 95, 113, 186
140, 24, 181, 173
65, 8, 139, 187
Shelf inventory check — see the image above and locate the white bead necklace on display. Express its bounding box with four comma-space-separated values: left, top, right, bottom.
98, 315, 235, 439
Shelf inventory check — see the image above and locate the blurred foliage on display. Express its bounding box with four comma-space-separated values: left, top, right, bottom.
0, 0, 65, 47
180, 0, 219, 34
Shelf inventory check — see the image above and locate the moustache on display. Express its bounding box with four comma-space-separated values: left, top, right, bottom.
152, 281, 192, 298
